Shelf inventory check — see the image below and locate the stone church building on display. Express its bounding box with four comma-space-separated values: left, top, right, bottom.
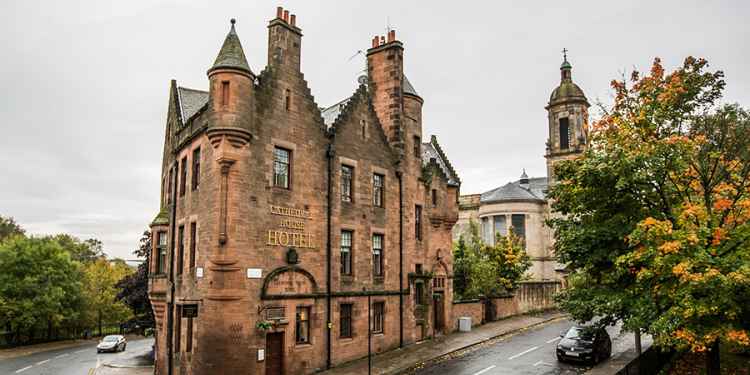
147, 7, 460, 375
453, 54, 589, 281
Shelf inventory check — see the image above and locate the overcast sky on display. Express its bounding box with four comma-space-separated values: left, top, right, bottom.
1, 0, 748, 260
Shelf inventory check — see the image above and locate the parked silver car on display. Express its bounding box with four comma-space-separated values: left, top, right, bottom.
97, 335, 127, 353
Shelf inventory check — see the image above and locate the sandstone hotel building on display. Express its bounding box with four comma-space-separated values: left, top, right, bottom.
147, 7, 460, 375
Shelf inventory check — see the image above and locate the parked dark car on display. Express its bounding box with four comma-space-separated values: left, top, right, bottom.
556, 326, 612, 364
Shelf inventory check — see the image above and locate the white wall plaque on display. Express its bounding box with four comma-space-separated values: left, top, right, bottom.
257, 348, 265, 361
247, 268, 262, 279
196, 267, 204, 278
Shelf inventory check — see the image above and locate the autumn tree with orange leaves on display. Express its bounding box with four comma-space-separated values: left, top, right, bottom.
548, 57, 750, 372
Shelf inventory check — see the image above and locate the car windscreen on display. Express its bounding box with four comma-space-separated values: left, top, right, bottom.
565, 327, 595, 340
103, 336, 119, 342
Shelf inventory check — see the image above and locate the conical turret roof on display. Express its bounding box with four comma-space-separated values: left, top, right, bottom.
208, 19, 253, 76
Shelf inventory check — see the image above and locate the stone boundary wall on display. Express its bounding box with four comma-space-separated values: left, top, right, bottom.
450, 281, 562, 332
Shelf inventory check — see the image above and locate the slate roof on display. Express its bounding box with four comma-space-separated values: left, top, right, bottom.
321, 97, 351, 128
480, 177, 548, 203
422, 137, 460, 186
177, 87, 209, 123
403, 76, 419, 97
209, 20, 253, 76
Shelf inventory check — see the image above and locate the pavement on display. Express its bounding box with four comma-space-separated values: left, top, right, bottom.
0, 336, 154, 375
319, 310, 567, 375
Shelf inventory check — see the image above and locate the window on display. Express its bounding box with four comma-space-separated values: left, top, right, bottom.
175, 308, 182, 352
273, 147, 291, 189
431, 189, 437, 207
156, 231, 167, 274
433, 276, 446, 289
221, 81, 230, 106
179, 157, 187, 197
177, 225, 184, 276
192, 148, 201, 191
340, 230, 353, 276
511, 214, 526, 246
360, 119, 367, 139
415, 264, 423, 274
186, 316, 193, 353
189, 222, 197, 269
494, 215, 507, 241
415, 205, 422, 241
415, 282, 424, 305
285, 89, 291, 111
559, 117, 570, 150
414, 136, 421, 158
373, 174, 384, 207
373, 302, 384, 334
481, 217, 492, 244
167, 169, 173, 204
373, 234, 384, 277
340, 304, 353, 338
295, 306, 310, 344
341, 165, 354, 202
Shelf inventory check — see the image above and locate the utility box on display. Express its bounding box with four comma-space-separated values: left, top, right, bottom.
458, 317, 472, 332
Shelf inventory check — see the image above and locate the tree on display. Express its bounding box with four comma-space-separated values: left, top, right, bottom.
81, 258, 134, 336
453, 220, 531, 299
549, 57, 750, 372
0, 236, 84, 343
116, 230, 154, 329
50, 234, 106, 263
0, 216, 25, 243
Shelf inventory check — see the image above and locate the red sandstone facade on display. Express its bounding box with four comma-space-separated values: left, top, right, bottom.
148, 8, 460, 375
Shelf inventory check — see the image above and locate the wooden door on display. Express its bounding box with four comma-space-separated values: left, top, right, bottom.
265, 332, 284, 375
433, 293, 444, 333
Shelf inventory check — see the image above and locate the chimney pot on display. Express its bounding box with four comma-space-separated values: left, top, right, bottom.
387, 30, 395, 42
290, 14, 296, 26
372, 37, 378, 48
276, 7, 283, 19
283, 10, 289, 22
380, 36, 385, 45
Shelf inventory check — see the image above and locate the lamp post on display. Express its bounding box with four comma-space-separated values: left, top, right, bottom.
364, 287, 372, 375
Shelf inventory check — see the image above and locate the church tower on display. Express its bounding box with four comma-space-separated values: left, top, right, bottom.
544, 51, 589, 182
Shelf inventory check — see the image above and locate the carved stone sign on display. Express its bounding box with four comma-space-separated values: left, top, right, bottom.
266, 205, 316, 249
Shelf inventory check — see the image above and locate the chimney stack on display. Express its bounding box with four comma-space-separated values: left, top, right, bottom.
367, 30, 405, 152
268, 7, 302, 71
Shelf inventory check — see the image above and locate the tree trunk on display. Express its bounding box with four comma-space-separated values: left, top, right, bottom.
635, 329, 642, 355
706, 339, 720, 375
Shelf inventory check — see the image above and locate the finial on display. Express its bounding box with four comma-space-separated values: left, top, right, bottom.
562, 48, 568, 62
230, 18, 236, 26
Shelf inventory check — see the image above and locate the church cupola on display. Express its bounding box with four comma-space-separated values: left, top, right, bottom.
544, 49, 590, 182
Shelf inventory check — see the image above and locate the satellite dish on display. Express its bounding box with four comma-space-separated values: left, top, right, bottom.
357, 75, 368, 85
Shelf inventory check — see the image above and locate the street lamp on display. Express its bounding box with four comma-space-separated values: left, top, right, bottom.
363, 287, 372, 375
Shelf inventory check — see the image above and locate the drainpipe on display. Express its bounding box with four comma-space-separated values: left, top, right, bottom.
167, 162, 178, 375
325, 142, 334, 369
397, 170, 404, 348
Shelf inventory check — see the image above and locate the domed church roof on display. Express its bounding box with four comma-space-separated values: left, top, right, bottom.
548, 52, 588, 106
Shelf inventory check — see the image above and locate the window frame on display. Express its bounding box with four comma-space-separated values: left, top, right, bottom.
341, 165, 354, 203
413, 136, 421, 158
179, 157, 187, 197
511, 214, 526, 248
177, 225, 185, 276
156, 231, 167, 275
221, 81, 230, 106
273, 147, 292, 189
340, 230, 353, 276
191, 148, 201, 191
372, 233, 384, 277
189, 222, 197, 270
295, 306, 311, 345
373, 173, 384, 207
559, 117, 570, 150
415, 281, 424, 305
339, 303, 353, 339
415, 205, 423, 241
372, 302, 385, 334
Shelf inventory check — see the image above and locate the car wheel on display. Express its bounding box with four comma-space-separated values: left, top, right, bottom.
556, 354, 564, 362
122, 344, 127, 351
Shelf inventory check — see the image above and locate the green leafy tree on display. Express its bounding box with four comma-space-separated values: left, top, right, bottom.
116, 230, 154, 329
81, 258, 134, 336
549, 57, 750, 372
0, 236, 84, 343
453, 220, 531, 299
50, 234, 105, 263
0, 216, 25, 243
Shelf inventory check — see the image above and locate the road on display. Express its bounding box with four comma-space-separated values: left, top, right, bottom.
416, 318, 651, 375
0, 337, 154, 375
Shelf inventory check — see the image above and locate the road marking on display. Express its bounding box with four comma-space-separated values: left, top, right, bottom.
15, 366, 33, 373
472, 365, 496, 375
75, 349, 87, 353
546, 337, 561, 343
508, 346, 539, 360
36, 359, 51, 365
55, 353, 70, 358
